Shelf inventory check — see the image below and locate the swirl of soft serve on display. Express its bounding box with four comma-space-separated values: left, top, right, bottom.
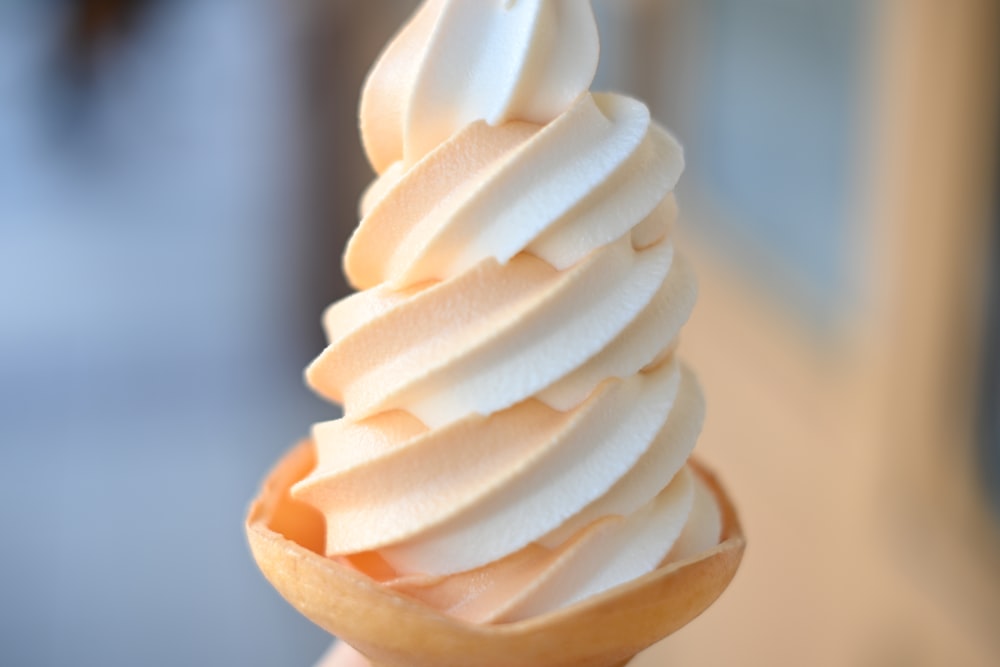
292, 0, 722, 623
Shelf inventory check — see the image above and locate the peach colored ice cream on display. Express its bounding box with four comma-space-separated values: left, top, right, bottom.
290, 0, 723, 624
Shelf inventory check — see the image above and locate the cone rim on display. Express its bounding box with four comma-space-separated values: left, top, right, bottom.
246, 439, 744, 667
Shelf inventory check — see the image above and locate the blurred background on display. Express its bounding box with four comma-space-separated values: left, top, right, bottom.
0, 0, 996, 666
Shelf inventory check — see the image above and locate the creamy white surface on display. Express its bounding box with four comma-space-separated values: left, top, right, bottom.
292, 0, 720, 623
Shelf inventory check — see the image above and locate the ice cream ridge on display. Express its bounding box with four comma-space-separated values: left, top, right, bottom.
247, 0, 744, 664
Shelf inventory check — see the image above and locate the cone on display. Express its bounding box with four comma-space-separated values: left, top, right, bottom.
246, 440, 744, 667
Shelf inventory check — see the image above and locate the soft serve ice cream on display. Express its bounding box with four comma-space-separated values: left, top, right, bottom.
290, 0, 723, 623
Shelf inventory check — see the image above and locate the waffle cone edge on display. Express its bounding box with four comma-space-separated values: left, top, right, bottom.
246, 440, 744, 667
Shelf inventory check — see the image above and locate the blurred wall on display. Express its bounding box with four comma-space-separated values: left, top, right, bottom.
1, 1, 333, 665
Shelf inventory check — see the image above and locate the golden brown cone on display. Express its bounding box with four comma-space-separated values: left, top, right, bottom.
246, 440, 744, 667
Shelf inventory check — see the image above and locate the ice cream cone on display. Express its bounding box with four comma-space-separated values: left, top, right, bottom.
246, 439, 744, 667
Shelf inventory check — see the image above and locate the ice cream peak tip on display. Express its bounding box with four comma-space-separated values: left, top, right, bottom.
360, 0, 599, 174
